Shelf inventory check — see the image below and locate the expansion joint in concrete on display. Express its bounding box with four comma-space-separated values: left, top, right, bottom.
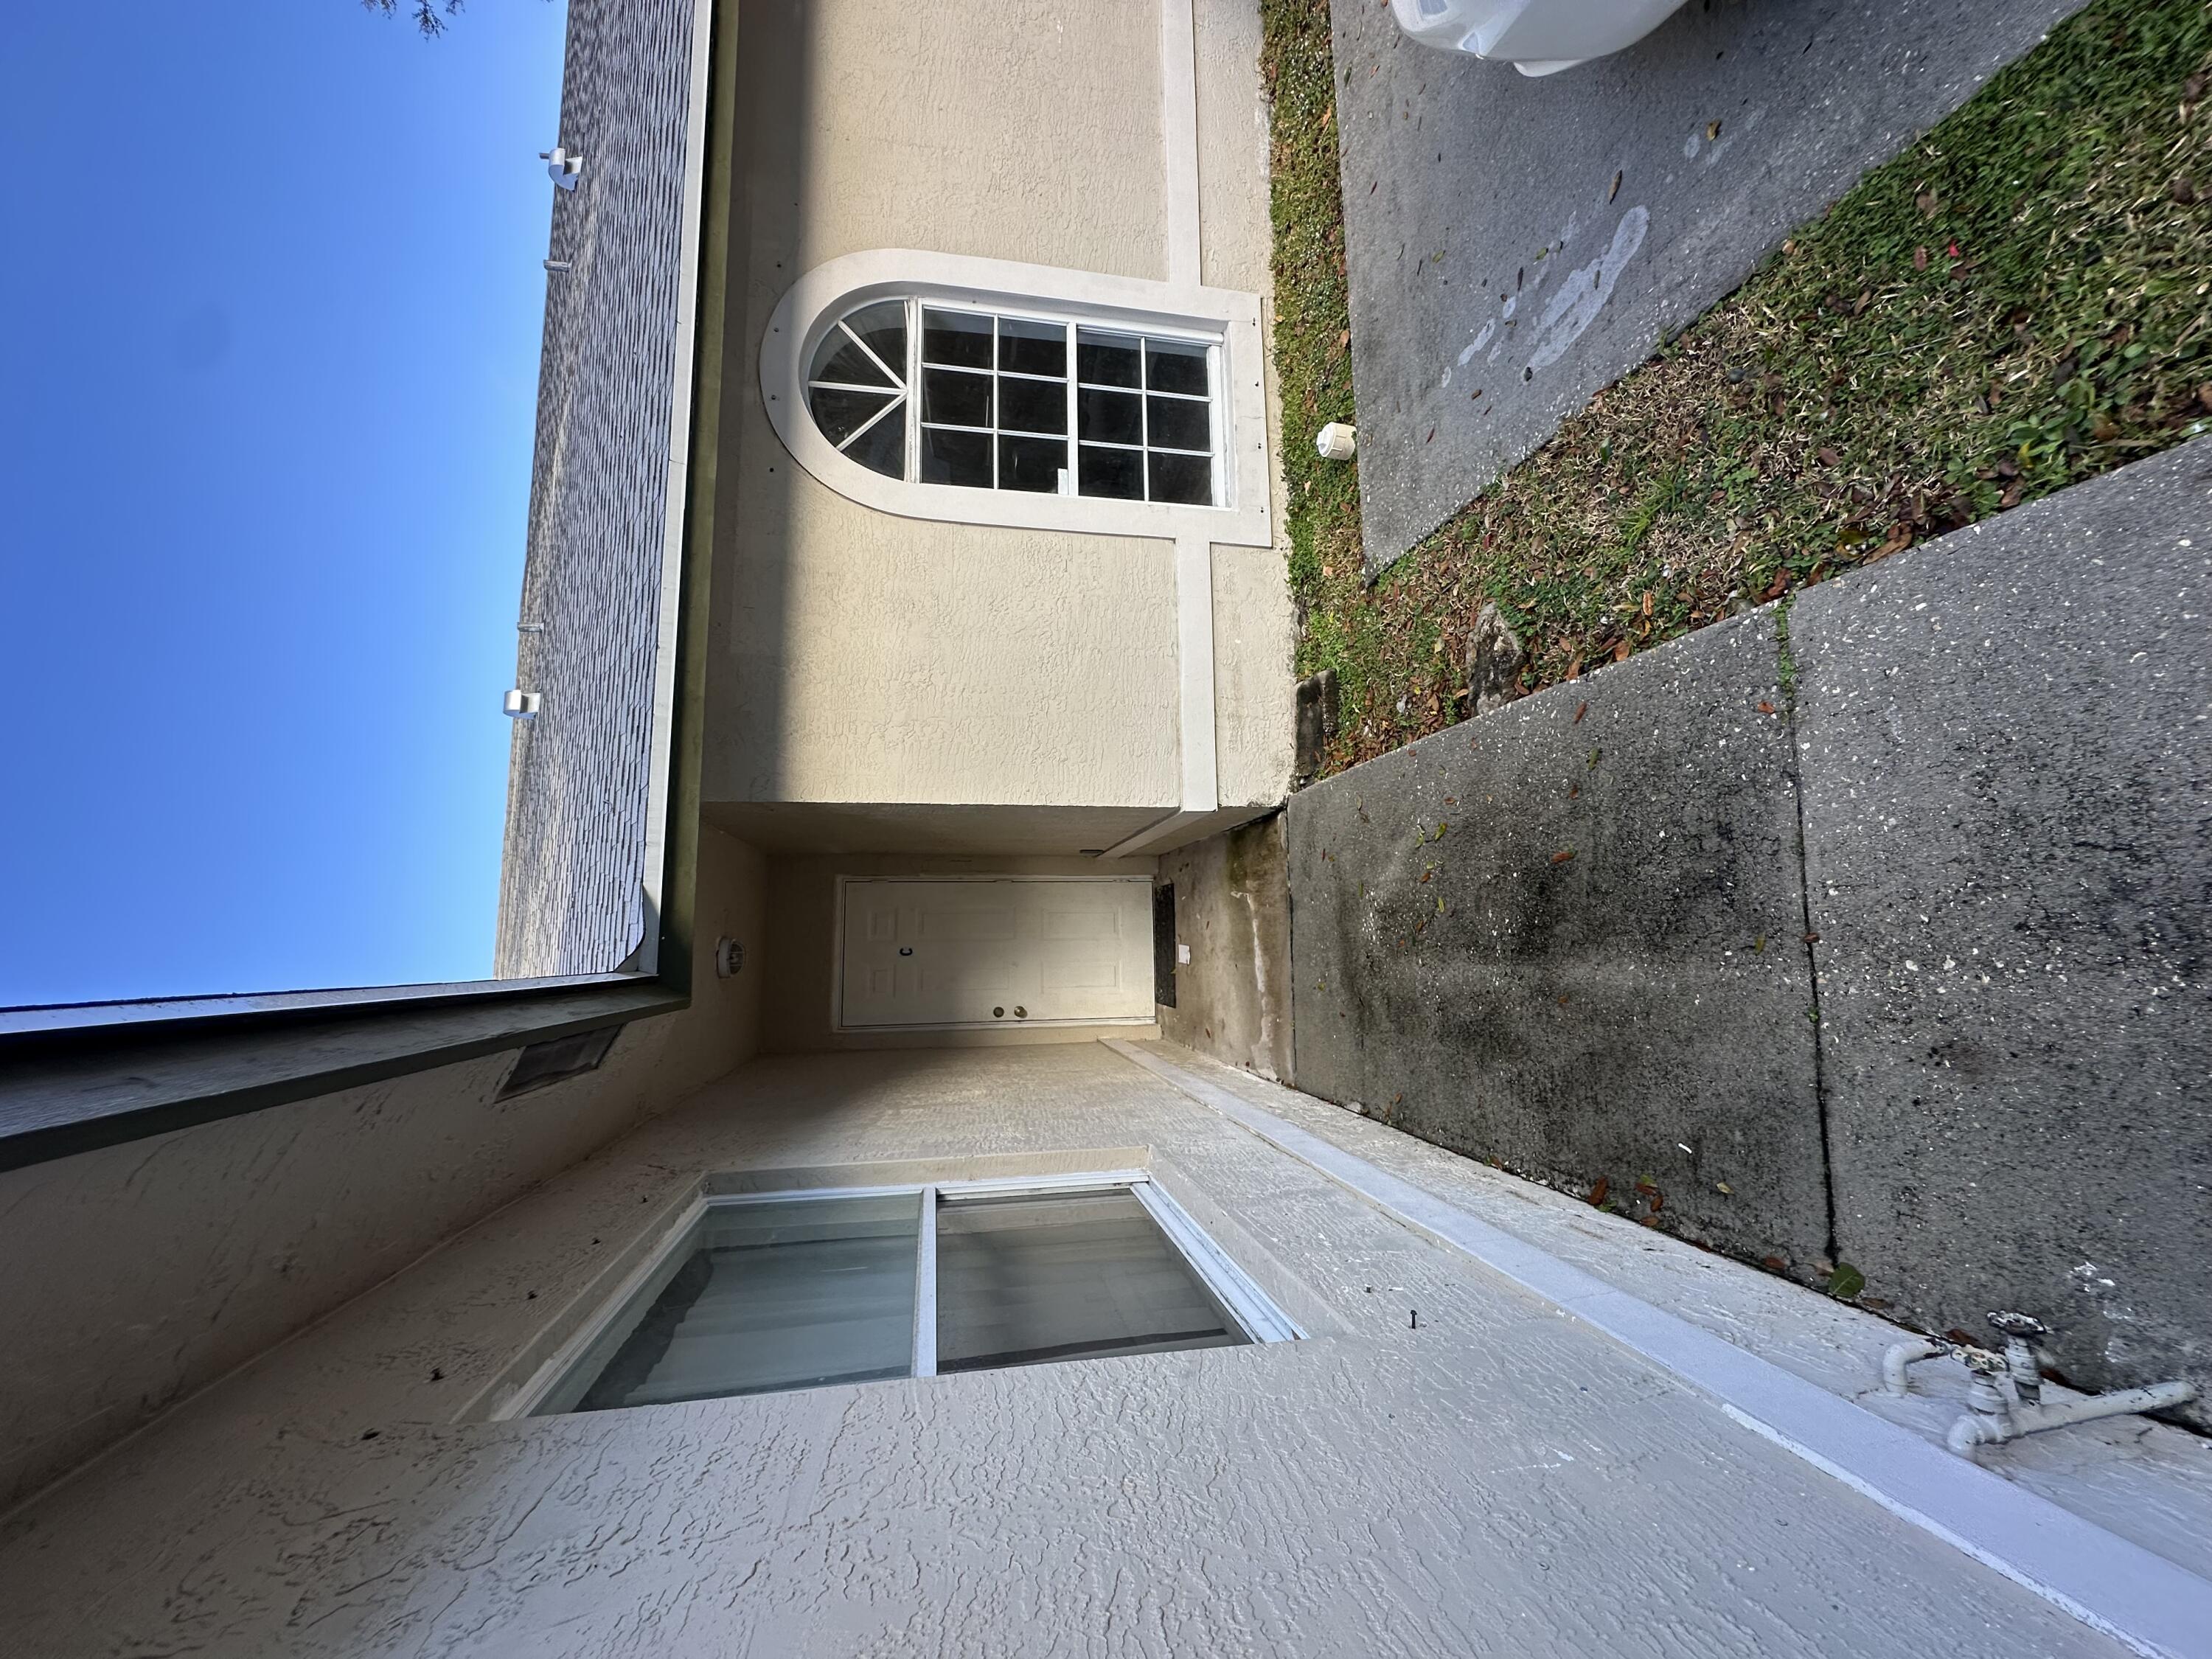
1778, 597, 1840, 1267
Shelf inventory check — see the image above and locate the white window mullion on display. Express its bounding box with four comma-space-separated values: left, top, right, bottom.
1129, 1178, 1301, 1344
1138, 335, 1152, 502
1063, 321, 1078, 495
1207, 343, 1225, 509
913, 1183, 939, 1378
905, 297, 922, 484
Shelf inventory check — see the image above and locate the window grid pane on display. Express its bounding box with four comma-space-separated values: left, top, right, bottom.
934, 1189, 1242, 1372
808, 315, 909, 479
571, 1194, 923, 1411
792, 307, 1214, 504
807, 303, 1217, 504
535, 1176, 1294, 1415
913, 308, 1085, 495
1074, 327, 1217, 505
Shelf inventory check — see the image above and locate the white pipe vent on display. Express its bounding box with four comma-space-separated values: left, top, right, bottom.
503, 689, 543, 719
540, 147, 583, 191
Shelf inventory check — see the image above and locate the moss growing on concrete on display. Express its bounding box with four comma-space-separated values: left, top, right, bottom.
1263, 0, 2212, 777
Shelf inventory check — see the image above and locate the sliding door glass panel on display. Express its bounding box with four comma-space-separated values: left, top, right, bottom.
568, 1194, 920, 1410
934, 1189, 1248, 1372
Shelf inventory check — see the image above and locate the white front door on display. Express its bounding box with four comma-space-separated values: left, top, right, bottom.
838, 877, 1153, 1029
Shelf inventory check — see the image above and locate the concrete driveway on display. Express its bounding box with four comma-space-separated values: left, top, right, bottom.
1332, 0, 2087, 574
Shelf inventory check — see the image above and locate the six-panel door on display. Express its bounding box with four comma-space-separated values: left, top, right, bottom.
838, 877, 1153, 1029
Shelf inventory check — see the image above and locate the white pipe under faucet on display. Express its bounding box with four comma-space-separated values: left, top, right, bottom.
1882, 1339, 1945, 1396
1881, 1311, 2197, 1455
1947, 1380, 2197, 1455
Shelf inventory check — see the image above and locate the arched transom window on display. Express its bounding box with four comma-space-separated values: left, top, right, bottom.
805, 299, 1222, 507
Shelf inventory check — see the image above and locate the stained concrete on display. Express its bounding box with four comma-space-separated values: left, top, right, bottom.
1285, 606, 1827, 1266
1795, 437, 2212, 1417
1330, 0, 2087, 572
1155, 814, 1296, 1080
0, 1043, 2133, 1657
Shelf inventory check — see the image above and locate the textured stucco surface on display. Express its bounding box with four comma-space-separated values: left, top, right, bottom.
0, 1043, 2133, 1657
1137, 1043, 2212, 1586
778, 0, 1169, 283
714, 477, 1186, 808
0, 824, 765, 1515
758, 851, 1164, 1054
1194, 0, 1275, 297
710, 0, 1175, 813
1287, 607, 1827, 1266
1795, 437, 2212, 1416
1331, 0, 2087, 571
709, 0, 1294, 821
1212, 539, 1299, 811
1157, 815, 1295, 1081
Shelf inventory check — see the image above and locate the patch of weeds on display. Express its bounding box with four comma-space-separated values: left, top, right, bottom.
1775, 594, 1798, 702
1262, 0, 2212, 777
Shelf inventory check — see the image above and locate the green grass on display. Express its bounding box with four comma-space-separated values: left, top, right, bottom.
1263, 0, 2212, 776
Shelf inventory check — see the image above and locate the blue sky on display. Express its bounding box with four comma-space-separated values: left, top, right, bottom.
0, 1, 567, 1005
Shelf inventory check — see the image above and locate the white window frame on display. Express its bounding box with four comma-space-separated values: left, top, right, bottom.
494, 1170, 1300, 1417
761, 248, 1274, 549
808, 299, 1226, 508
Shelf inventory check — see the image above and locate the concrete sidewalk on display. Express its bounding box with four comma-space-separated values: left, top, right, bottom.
1332, 0, 2084, 572
1283, 437, 2212, 1419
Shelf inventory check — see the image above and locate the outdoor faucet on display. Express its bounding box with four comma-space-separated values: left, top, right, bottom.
1941, 1310, 2197, 1457
1987, 1310, 2046, 1407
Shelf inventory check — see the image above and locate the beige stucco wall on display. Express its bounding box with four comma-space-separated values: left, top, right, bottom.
704, 801, 1172, 856
706, 0, 1295, 834
0, 824, 767, 1516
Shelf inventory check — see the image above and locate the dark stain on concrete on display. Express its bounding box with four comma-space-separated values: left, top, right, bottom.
1158, 815, 1296, 1083
1288, 607, 1829, 1265
1795, 435, 2212, 1419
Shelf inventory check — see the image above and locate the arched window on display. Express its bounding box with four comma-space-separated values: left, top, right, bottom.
762, 251, 1273, 548
804, 299, 1221, 506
